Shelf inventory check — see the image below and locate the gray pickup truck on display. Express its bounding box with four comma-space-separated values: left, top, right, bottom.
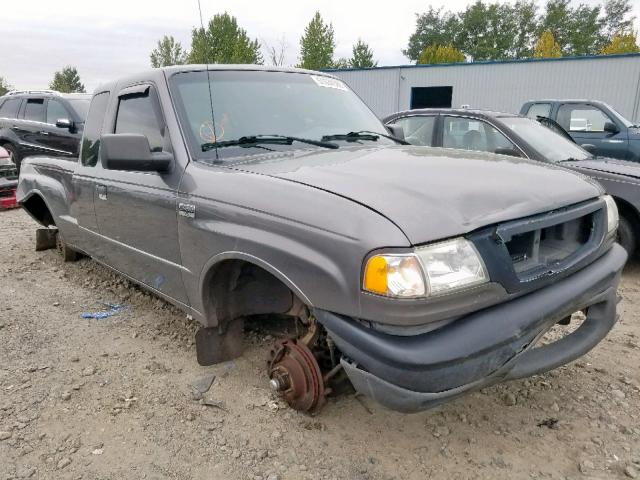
18, 66, 627, 413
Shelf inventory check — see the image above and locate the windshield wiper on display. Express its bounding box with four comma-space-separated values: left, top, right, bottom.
322, 130, 409, 145
556, 157, 583, 163
201, 134, 338, 152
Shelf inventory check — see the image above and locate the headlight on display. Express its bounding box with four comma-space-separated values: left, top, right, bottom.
363, 254, 426, 298
363, 238, 488, 298
603, 195, 618, 235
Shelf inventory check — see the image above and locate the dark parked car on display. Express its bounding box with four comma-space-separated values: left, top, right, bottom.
0, 90, 91, 172
0, 146, 18, 209
384, 108, 640, 254
520, 100, 640, 161
18, 66, 626, 413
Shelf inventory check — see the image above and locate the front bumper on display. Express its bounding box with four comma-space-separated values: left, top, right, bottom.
316, 243, 627, 413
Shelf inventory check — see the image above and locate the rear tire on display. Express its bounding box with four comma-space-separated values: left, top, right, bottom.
617, 215, 636, 257
56, 232, 80, 262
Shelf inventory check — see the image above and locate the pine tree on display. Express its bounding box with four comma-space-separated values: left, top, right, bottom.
349, 40, 377, 68
297, 12, 335, 70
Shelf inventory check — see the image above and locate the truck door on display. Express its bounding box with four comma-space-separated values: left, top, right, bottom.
556, 103, 628, 159
70, 91, 111, 251
92, 83, 188, 305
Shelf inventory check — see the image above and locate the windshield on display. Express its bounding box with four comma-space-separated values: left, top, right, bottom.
500, 116, 591, 162
67, 98, 90, 121
169, 70, 392, 160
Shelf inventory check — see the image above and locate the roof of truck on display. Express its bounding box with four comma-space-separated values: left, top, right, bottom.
93, 64, 337, 96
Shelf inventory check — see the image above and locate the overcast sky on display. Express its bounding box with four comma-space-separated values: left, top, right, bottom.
3, 0, 639, 91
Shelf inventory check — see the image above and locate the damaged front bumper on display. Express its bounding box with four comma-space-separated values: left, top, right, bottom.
316, 243, 627, 413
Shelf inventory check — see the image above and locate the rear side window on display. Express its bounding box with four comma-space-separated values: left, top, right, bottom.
115, 88, 164, 152
80, 92, 110, 167
392, 116, 435, 146
0, 98, 22, 118
443, 116, 519, 155
23, 98, 45, 122
525, 103, 551, 119
46, 99, 69, 124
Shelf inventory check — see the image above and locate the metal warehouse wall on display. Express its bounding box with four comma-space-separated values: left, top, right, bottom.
329, 54, 640, 122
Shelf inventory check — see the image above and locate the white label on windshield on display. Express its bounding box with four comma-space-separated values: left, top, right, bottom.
311, 75, 348, 91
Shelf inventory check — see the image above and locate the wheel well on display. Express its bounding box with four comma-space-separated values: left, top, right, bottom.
201, 259, 300, 328
22, 194, 54, 227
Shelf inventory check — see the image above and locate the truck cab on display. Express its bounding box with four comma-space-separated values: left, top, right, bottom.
520, 100, 640, 162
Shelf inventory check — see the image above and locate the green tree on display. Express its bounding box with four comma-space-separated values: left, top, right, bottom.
188, 12, 262, 64
332, 58, 350, 69
456, 1, 517, 61
534, 31, 562, 58
600, 32, 640, 54
538, 0, 572, 52
298, 12, 335, 70
49, 66, 85, 93
0, 77, 12, 96
568, 4, 604, 55
539, 0, 605, 56
511, 0, 539, 58
349, 39, 377, 68
602, 0, 635, 41
404, 7, 461, 62
150, 35, 188, 68
418, 44, 466, 64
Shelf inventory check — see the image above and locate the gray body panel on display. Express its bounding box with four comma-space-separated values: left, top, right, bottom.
16, 65, 605, 330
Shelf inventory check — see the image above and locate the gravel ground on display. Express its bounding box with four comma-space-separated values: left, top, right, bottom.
1, 208, 639, 480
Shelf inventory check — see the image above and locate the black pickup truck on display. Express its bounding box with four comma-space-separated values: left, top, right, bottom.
17, 65, 626, 413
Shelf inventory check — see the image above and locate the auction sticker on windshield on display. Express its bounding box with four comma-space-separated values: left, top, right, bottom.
311, 75, 348, 91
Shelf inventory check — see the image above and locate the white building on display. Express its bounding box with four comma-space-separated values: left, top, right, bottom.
327, 53, 640, 123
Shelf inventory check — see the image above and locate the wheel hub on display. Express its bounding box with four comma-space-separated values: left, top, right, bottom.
268, 339, 326, 413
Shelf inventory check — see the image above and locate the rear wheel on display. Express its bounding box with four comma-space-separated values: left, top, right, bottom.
617, 215, 636, 256
56, 232, 80, 262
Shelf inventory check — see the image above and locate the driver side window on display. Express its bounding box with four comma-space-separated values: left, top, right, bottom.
557, 104, 613, 132
115, 87, 165, 152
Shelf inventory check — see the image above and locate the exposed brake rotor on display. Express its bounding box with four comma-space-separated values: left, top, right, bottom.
268, 339, 326, 413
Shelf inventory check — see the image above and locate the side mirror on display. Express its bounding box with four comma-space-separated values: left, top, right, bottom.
386, 123, 405, 141
603, 121, 619, 135
55, 118, 73, 130
100, 134, 172, 172
494, 147, 522, 158
581, 143, 597, 155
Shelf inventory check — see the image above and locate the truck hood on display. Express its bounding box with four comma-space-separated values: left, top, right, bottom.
563, 157, 640, 180
228, 146, 602, 244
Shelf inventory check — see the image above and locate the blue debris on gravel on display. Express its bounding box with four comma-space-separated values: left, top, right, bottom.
81, 302, 128, 320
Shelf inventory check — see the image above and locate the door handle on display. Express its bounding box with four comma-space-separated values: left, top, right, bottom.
96, 184, 107, 201
39, 131, 50, 135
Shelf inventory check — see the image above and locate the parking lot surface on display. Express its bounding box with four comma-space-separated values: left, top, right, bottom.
1, 208, 639, 480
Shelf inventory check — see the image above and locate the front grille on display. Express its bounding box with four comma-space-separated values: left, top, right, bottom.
506, 213, 594, 278
469, 198, 607, 294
